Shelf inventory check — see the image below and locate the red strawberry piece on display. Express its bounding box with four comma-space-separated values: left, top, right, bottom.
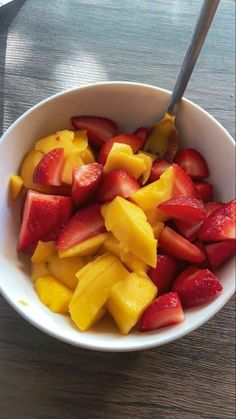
57, 204, 106, 250
174, 220, 202, 242
96, 169, 140, 203
159, 196, 206, 222
159, 226, 206, 263
98, 134, 145, 165
33, 148, 64, 186
174, 148, 209, 180
149, 159, 171, 182
18, 190, 73, 252
71, 116, 118, 149
139, 292, 184, 332
148, 255, 177, 295
72, 163, 103, 206
195, 181, 213, 203
172, 164, 199, 198
199, 200, 236, 242
133, 127, 148, 143
172, 266, 223, 307
205, 240, 236, 269
205, 201, 224, 217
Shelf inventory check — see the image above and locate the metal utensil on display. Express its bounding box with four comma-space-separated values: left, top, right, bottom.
144, 0, 221, 158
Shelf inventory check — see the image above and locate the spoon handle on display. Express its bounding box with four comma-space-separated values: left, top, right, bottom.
167, 0, 220, 116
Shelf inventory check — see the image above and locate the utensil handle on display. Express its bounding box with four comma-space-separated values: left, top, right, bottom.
167, 0, 220, 116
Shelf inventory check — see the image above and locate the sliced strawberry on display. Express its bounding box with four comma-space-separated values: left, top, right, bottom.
199, 200, 236, 242
71, 116, 118, 149
205, 201, 224, 217
205, 240, 236, 269
174, 220, 202, 242
174, 148, 209, 180
149, 159, 171, 182
71, 163, 103, 206
195, 181, 213, 203
172, 163, 199, 198
98, 134, 144, 165
18, 190, 72, 252
159, 196, 206, 222
133, 127, 149, 143
96, 170, 140, 203
57, 204, 105, 250
159, 226, 206, 263
139, 292, 184, 332
172, 266, 223, 307
33, 148, 64, 186
148, 255, 177, 295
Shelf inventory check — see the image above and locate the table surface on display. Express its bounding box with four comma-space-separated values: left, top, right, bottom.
0, 1, 235, 418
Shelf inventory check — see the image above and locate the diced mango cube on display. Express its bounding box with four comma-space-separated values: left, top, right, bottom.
104, 143, 146, 179
152, 222, 165, 239
9, 175, 24, 199
61, 151, 83, 184
137, 151, 156, 185
80, 146, 95, 164
35, 130, 75, 156
145, 208, 169, 225
69, 254, 129, 331
48, 254, 85, 290
31, 262, 50, 282
35, 276, 72, 314
58, 233, 108, 258
107, 272, 157, 334
31, 241, 56, 263
131, 166, 173, 210
102, 197, 157, 267
73, 130, 88, 151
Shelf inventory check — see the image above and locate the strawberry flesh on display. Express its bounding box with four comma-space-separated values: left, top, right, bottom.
174, 148, 209, 180
199, 199, 236, 242
172, 164, 199, 198
139, 292, 184, 332
195, 181, 213, 203
149, 159, 171, 182
205, 240, 236, 269
148, 255, 177, 295
33, 148, 64, 186
71, 116, 118, 149
96, 169, 140, 203
159, 196, 206, 222
98, 134, 145, 165
72, 163, 103, 206
172, 266, 223, 307
18, 190, 73, 252
159, 226, 206, 263
133, 127, 148, 143
57, 204, 106, 250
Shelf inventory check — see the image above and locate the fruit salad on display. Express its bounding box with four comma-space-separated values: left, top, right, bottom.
9, 115, 236, 334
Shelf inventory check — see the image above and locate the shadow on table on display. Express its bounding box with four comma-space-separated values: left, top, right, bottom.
0, 0, 25, 135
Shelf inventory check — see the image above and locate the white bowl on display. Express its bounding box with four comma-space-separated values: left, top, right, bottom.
0, 82, 235, 352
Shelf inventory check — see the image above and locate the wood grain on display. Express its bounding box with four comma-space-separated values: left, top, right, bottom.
0, 1, 235, 418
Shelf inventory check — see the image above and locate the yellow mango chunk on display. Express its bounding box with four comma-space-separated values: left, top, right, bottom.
145, 207, 169, 225
48, 254, 85, 290
107, 272, 157, 334
69, 254, 129, 331
131, 166, 173, 210
31, 241, 56, 263
80, 146, 95, 164
137, 151, 156, 185
104, 143, 146, 179
58, 233, 108, 258
31, 262, 50, 282
9, 175, 23, 199
35, 276, 72, 314
61, 151, 83, 184
102, 233, 147, 273
152, 222, 165, 239
102, 197, 157, 267
73, 130, 88, 151
35, 130, 75, 157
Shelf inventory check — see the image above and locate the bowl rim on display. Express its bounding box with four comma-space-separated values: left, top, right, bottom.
0, 81, 235, 352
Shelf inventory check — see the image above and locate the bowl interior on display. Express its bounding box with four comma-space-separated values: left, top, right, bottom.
0, 82, 235, 351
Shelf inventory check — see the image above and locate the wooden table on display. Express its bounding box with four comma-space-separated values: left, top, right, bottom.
0, 1, 235, 418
